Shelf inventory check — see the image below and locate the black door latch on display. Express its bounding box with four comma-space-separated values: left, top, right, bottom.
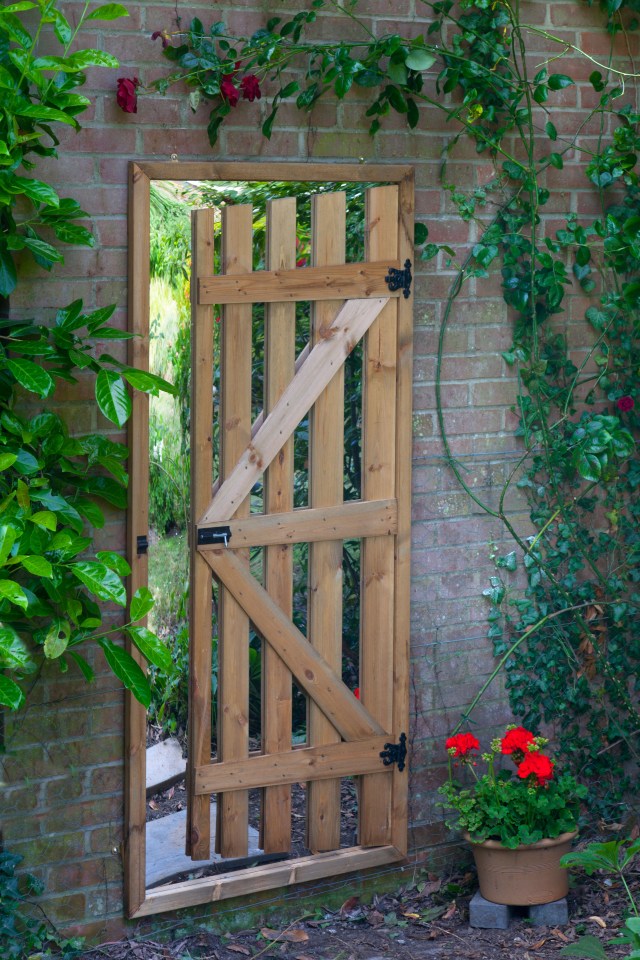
380, 732, 407, 771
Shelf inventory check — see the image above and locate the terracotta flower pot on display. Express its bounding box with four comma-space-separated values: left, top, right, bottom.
465, 831, 577, 905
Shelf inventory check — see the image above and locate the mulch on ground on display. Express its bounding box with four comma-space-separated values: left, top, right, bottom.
79, 861, 637, 960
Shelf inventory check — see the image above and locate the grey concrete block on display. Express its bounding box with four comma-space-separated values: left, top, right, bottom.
469, 892, 512, 929
529, 898, 568, 926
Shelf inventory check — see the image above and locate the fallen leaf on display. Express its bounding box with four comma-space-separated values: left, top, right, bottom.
442, 901, 457, 921
166, 786, 175, 800
552, 928, 570, 942
227, 946, 251, 956
148, 799, 158, 810
294, 955, 315, 960
260, 929, 309, 943
419, 879, 442, 896
340, 895, 361, 917
529, 938, 547, 949
403, 912, 421, 920
588, 917, 607, 929
367, 910, 385, 927
631, 823, 640, 841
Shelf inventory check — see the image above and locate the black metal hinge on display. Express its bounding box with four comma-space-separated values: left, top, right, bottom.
380, 732, 407, 772
385, 259, 412, 299
137, 534, 149, 555
197, 525, 232, 547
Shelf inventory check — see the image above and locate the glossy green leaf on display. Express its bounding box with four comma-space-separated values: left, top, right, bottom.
6, 359, 55, 398
128, 625, 172, 672
86, 3, 129, 20
67, 49, 119, 69
95, 550, 131, 576
95, 370, 131, 427
0, 674, 24, 710
0, 627, 31, 669
560, 936, 607, 960
98, 638, 151, 707
69, 561, 127, 606
43, 619, 70, 658
21, 555, 53, 577
0, 580, 28, 609
130, 586, 154, 622
68, 650, 95, 683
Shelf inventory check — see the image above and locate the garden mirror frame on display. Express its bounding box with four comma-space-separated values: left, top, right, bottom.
126, 160, 415, 919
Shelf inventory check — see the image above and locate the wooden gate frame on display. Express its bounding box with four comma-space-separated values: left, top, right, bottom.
125, 161, 414, 919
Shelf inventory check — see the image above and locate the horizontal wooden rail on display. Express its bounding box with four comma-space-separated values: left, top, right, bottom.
197, 499, 398, 549
134, 845, 403, 916
196, 737, 390, 793
198, 261, 400, 304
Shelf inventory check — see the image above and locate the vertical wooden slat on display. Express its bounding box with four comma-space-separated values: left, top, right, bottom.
186, 209, 215, 859
390, 170, 414, 856
307, 191, 346, 853
217, 204, 253, 858
359, 186, 399, 847
125, 163, 150, 916
261, 198, 296, 853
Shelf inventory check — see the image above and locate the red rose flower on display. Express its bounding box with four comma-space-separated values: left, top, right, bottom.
446, 732, 480, 758
353, 687, 360, 699
501, 726, 535, 756
220, 75, 239, 106
116, 76, 139, 114
240, 74, 261, 102
617, 395, 634, 412
517, 752, 555, 786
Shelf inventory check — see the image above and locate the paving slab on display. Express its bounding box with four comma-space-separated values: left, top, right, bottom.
146, 804, 263, 887
145, 738, 186, 796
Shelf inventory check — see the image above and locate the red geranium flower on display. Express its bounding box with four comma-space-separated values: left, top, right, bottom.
240, 74, 261, 102
220, 75, 239, 106
518, 752, 555, 786
116, 76, 139, 113
446, 732, 480, 758
501, 726, 535, 756
617, 395, 634, 412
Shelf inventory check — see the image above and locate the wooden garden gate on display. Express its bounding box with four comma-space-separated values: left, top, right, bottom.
127, 163, 414, 916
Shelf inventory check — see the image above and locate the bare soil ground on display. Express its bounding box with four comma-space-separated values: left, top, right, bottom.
79, 863, 638, 960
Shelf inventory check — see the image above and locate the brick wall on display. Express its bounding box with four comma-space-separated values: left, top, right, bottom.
0, 0, 619, 940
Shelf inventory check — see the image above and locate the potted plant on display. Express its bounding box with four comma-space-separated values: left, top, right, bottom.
438, 726, 587, 905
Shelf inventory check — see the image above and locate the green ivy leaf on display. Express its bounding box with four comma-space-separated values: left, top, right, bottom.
98, 638, 151, 708
548, 74, 574, 90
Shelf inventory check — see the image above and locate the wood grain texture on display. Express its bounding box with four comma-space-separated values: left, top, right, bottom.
197, 499, 398, 549
124, 162, 150, 917
307, 192, 346, 853
262, 197, 296, 853
136, 161, 412, 185
216, 204, 253, 858
200, 297, 389, 525
359, 186, 399, 847
196, 737, 390, 793
391, 169, 414, 856
186, 209, 215, 860
201, 548, 385, 741
133, 845, 403, 917
198, 260, 400, 304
